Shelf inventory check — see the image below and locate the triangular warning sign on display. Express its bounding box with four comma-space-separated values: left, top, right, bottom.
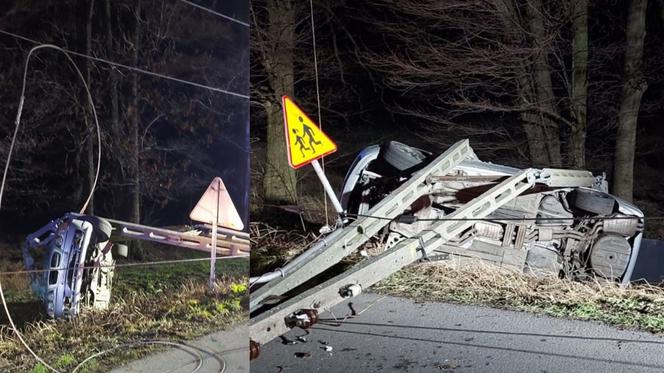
282, 96, 337, 169
189, 177, 244, 230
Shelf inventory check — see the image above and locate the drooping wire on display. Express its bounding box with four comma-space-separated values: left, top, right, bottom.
0, 29, 249, 99
0, 45, 101, 215
0, 43, 103, 373
0, 33, 244, 373
178, 0, 249, 27
309, 0, 329, 226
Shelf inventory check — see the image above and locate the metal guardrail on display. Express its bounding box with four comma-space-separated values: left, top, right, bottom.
106, 218, 250, 256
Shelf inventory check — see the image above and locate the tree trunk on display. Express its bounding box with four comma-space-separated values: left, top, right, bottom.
520, 111, 551, 166
570, 0, 588, 169
494, 0, 552, 167
262, 0, 297, 204
525, 0, 562, 167
613, 0, 648, 201
104, 0, 120, 140
84, 0, 96, 215
130, 0, 143, 258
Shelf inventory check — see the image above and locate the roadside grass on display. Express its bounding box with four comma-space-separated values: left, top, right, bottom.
0, 252, 248, 372
250, 222, 316, 276
374, 258, 664, 334
250, 222, 664, 335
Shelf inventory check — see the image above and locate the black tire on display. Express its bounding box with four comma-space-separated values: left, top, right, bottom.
77, 215, 113, 243
381, 141, 427, 171
572, 189, 616, 215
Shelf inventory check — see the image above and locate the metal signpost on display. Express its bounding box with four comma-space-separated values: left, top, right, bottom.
281, 95, 342, 216
189, 177, 245, 290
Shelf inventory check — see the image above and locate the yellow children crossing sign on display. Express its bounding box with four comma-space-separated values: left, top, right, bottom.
282, 96, 337, 169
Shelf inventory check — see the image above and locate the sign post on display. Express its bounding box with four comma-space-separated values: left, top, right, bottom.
310, 159, 343, 214
189, 177, 244, 290
209, 178, 221, 288
282, 96, 342, 215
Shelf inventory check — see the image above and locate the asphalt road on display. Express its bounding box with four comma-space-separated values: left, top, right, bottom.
251, 293, 664, 373
110, 324, 248, 373
632, 238, 664, 283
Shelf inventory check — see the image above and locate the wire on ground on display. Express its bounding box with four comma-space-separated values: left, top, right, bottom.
71, 339, 219, 373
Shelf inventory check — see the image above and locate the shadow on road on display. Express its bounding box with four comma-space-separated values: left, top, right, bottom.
313, 325, 664, 371
316, 319, 664, 345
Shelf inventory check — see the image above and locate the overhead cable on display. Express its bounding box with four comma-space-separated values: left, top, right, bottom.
178, 0, 249, 27
345, 213, 655, 222
0, 43, 103, 373
0, 29, 249, 99
0, 255, 247, 277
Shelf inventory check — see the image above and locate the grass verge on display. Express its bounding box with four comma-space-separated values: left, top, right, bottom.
250, 222, 316, 276
251, 224, 664, 335
374, 258, 664, 334
0, 256, 248, 372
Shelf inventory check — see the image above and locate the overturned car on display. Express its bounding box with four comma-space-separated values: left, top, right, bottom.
340, 141, 644, 285
22, 213, 116, 318
22, 211, 251, 319
249, 139, 647, 347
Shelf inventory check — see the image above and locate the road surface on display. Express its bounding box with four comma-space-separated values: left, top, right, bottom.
251, 293, 664, 372
110, 324, 248, 373
632, 238, 664, 283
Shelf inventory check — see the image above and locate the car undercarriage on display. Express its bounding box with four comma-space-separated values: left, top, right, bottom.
340, 141, 644, 282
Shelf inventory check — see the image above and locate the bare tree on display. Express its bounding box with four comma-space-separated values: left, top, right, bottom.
128, 0, 143, 257
524, 0, 563, 167
104, 0, 120, 148
84, 0, 96, 214
251, 0, 301, 205
1, 0, 248, 230
352, 0, 599, 167
570, 0, 588, 168
613, 0, 648, 201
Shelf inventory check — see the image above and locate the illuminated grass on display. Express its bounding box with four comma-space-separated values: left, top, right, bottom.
0, 259, 248, 372
375, 259, 664, 334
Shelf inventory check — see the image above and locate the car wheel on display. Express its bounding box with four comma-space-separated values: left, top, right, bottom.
572, 189, 616, 215
382, 141, 427, 171
77, 215, 113, 243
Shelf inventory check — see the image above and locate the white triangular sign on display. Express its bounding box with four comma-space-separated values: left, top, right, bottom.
189, 177, 244, 230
